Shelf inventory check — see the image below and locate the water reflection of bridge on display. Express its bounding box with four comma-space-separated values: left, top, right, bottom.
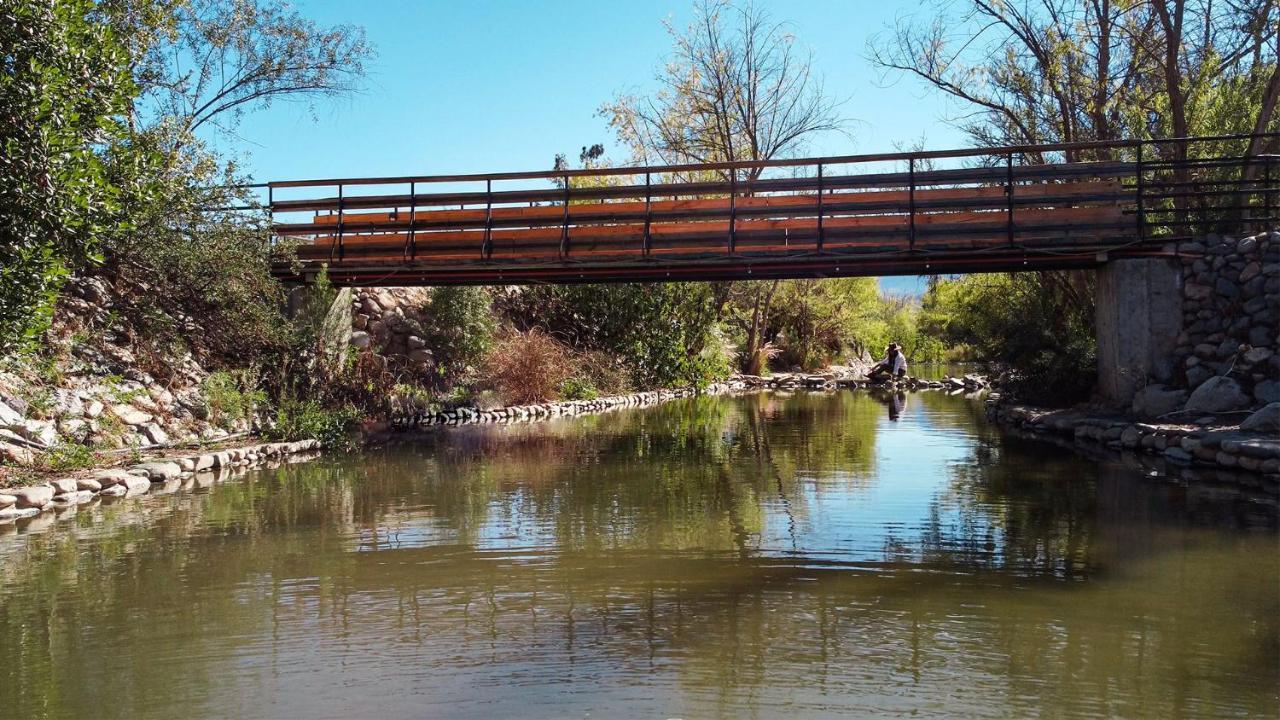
265, 134, 1277, 286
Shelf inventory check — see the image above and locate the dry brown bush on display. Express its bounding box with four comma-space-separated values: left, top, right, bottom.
482, 328, 576, 405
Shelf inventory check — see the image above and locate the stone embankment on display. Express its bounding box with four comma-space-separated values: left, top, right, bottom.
0, 276, 256, 466
989, 400, 1280, 481
0, 439, 321, 526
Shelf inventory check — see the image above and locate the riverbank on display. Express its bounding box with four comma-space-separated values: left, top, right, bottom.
0, 439, 322, 524
987, 399, 1280, 482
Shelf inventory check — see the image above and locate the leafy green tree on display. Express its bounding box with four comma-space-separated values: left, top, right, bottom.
0, 0, 134, 351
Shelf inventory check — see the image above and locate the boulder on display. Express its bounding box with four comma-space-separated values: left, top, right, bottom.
131, 461, 183, 481
49, 478, 78, 495
76, 478, 102, 492
1131, 385, 1188, 419
0, 493, 16, 508
1240, 403, 1280, 434
10, 485, 54, 509
349, 331, 371, 349
1184, 376, 1251, 414
91, 469, 134, 487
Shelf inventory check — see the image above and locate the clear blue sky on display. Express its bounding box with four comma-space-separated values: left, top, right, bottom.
221, 0, 970, 293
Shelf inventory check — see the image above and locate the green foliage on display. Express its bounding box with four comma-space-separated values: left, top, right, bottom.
418, 287, 495, 384
265, 398, 359, 450
765, 278, 884, 368
203, 370, 265, 427
921, 273, 1097, 405
0, 0, 134, 353
39, 442, 96, 471
498, 283, 728, 389
559, 377, 599, 401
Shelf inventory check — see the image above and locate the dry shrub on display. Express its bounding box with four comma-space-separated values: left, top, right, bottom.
483, 328, 575, 404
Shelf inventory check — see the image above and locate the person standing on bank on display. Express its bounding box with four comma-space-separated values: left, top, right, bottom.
867, 343, 908, 383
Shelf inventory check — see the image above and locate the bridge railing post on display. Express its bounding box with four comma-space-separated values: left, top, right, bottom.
337, 183, 345, 262
816, 163, 825, 253
728, 169, 737, 256
908, 158, 916, 252
643, 172, 652, 258
407, 181, 417, 262
1004, 152, 1015, 247
483, 179, 493, 260
1135, 140, 1144, 242
560, 174, 570, 260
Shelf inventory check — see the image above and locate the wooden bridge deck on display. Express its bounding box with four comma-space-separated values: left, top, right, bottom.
266, 135, 1277, 285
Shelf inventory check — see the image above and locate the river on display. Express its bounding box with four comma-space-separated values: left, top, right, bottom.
0, 388, 1276, 719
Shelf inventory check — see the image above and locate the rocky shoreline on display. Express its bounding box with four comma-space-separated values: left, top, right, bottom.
389, 370, 988, 430
0, 439, 322, 527
987, 400, 1280, 482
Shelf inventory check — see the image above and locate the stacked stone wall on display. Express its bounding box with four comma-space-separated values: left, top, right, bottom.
348, 287, 436, 374
1171, 231, 1278, 408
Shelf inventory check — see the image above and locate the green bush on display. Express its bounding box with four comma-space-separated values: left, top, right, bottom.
265, 398, 360, 451
203, 371, 266, 427
559, 377, 599, 401
418, 287, 495, 384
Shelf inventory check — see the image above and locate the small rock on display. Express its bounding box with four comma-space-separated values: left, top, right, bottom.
1255, 379, 1280, 405
142, 423, 169, 445
83, 400, 104, 419
110, 404, 153, 427
49, 478, 78, 495
0, 507, 39, 521
0, 493, 16, 508
349, 331, 371, 349
91, 469, 134, 487
76, 478, 102, 492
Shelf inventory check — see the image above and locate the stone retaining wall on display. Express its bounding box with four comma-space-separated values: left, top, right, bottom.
348, 287, 436, 373
1169, 231, 1278, 409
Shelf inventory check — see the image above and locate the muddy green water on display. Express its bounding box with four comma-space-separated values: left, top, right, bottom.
0, 390, 1276, 719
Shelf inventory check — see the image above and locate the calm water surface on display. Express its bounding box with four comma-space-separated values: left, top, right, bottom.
0, 389, 1276, 719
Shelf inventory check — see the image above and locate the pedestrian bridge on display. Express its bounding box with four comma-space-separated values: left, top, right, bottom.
266, 134, 1276, 286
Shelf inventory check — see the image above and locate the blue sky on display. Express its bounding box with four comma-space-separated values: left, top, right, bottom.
221, 1, 972, 293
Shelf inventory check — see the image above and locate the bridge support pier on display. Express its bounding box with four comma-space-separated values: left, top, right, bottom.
1095, 257, 1183, 404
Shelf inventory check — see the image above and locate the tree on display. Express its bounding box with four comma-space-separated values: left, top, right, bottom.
870, 0, 1278, 152
602, 0, 847, 372
103, 0, 372, 145
0, 0, 134, 352
870, 0, 1278, 401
